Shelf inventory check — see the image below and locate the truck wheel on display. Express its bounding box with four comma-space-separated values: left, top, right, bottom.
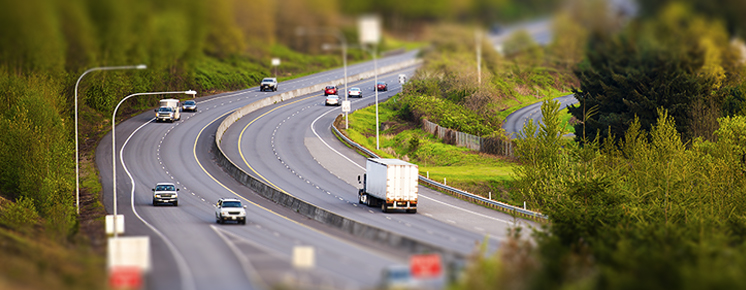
152, 199, 157, 206
381, 203, 388, 213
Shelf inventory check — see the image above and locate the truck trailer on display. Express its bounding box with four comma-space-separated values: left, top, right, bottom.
358, 158, 418, 213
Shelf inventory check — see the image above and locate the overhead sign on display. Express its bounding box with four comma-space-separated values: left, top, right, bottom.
341, 100, 351, 113
358, 15, 381, 44
410, 254, 442, 278
271, 58, 281, 66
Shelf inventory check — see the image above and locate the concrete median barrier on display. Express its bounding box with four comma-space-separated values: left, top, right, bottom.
211, 58, 465, 260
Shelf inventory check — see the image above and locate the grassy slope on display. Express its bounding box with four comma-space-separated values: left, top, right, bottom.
346, 99, 520, 205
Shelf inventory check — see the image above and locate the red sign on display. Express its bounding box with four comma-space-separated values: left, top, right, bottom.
109, 266, 143, 289
410, 254, 442, 278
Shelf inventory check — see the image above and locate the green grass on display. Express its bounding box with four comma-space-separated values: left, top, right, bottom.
346, 98, 520, 204
0, 228, 105, 290
559, 108, 575, 134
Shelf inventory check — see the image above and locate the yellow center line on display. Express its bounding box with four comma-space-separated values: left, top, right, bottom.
192, 109, 324, 227
238, 96, 320, 195
192, 104, 400, 260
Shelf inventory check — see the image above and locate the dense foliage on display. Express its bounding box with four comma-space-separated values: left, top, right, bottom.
456, 100, 746, 290
569, 3, 746, 144
398, 23, 578, 137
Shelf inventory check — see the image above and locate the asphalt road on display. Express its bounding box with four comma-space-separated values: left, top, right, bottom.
97, 50, 437, 290
501, 94, 579, 138
219, 65, 536, 259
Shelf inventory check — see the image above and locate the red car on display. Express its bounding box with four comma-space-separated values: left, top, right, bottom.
324, 85, 337, 96
376, 81, 388, 91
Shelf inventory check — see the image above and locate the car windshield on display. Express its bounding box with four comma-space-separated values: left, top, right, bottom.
262, 78, 274, 82
327, 95, 338, 99
156, 185, 175, 191
377, 82, 386, 85
222, 201, 242, 208
158, 107, 173, 112
184, 101, 195, 105
350, 88, 360, 91
326, 86, 335, 89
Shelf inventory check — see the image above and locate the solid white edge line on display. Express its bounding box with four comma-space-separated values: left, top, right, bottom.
120, 117, 196, 290
308, 78, 514, 225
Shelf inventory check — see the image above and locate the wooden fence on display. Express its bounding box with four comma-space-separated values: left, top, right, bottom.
422, 119, 515, 157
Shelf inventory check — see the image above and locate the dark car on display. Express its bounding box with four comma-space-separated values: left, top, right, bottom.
182, 100, 197, 112
376, 81, 388, 92
324, 85, 338, 96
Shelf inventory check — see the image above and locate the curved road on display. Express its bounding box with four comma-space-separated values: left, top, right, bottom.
502, 94, 578, 138
98, 51, 432, 290
220, 66, 535, 258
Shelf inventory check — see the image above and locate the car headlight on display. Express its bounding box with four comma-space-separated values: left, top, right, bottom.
155, 194, 161, 198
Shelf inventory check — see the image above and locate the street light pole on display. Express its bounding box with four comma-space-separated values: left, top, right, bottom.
296, 27, 349, 128
75, 64, 146, 215
374, 45, 379, 150
111, 90, 196, 238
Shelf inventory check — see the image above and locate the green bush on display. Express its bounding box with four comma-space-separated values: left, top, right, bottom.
1, 196, 40, 233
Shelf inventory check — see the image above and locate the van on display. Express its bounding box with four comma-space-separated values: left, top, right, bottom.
155, 99, 181, 122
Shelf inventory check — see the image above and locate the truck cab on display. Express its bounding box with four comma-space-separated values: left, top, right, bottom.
155, 99, 181, 122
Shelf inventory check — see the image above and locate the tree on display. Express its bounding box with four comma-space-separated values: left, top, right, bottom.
567, 3, 740, 144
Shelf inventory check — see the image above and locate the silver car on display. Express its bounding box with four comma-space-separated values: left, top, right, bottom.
325, 94, 340, 106
152, 182, 179, 206
348, 87, 363, 98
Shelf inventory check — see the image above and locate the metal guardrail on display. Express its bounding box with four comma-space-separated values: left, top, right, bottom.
331, 118, 548, 220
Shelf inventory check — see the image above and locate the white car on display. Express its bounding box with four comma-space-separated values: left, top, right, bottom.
398, 74, 407, 84
348, 87, 363, 98
260, 77, 278, 92
325, 94, 340, 106
152, 182, 179, 206
215, 198, 247, 225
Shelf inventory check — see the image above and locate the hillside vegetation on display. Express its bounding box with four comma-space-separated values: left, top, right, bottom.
451, 1, 746, 290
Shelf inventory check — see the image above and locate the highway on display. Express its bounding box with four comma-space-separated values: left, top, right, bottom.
219, 65, 535, 257
97, 51, 439, 290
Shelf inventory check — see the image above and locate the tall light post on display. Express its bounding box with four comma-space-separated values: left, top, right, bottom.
297, 27, 349, 127
373, 45, 379, 150
476, 29, 482, 86
75, 64, 146, 215
359, 15, 381, 150
111, 90, 196, 238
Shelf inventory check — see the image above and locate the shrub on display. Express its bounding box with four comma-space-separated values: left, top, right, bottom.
1, 196, 39, 233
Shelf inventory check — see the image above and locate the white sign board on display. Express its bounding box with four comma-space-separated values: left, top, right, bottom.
271, 58, 281, 66
358, 15, 381, 44
106, 214, 125, 235
292, 246, 315, 269
108, 236, 151, 272
341, 100, 351, 113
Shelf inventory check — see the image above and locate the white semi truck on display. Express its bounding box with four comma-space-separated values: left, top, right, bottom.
358, 158, 419, 213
